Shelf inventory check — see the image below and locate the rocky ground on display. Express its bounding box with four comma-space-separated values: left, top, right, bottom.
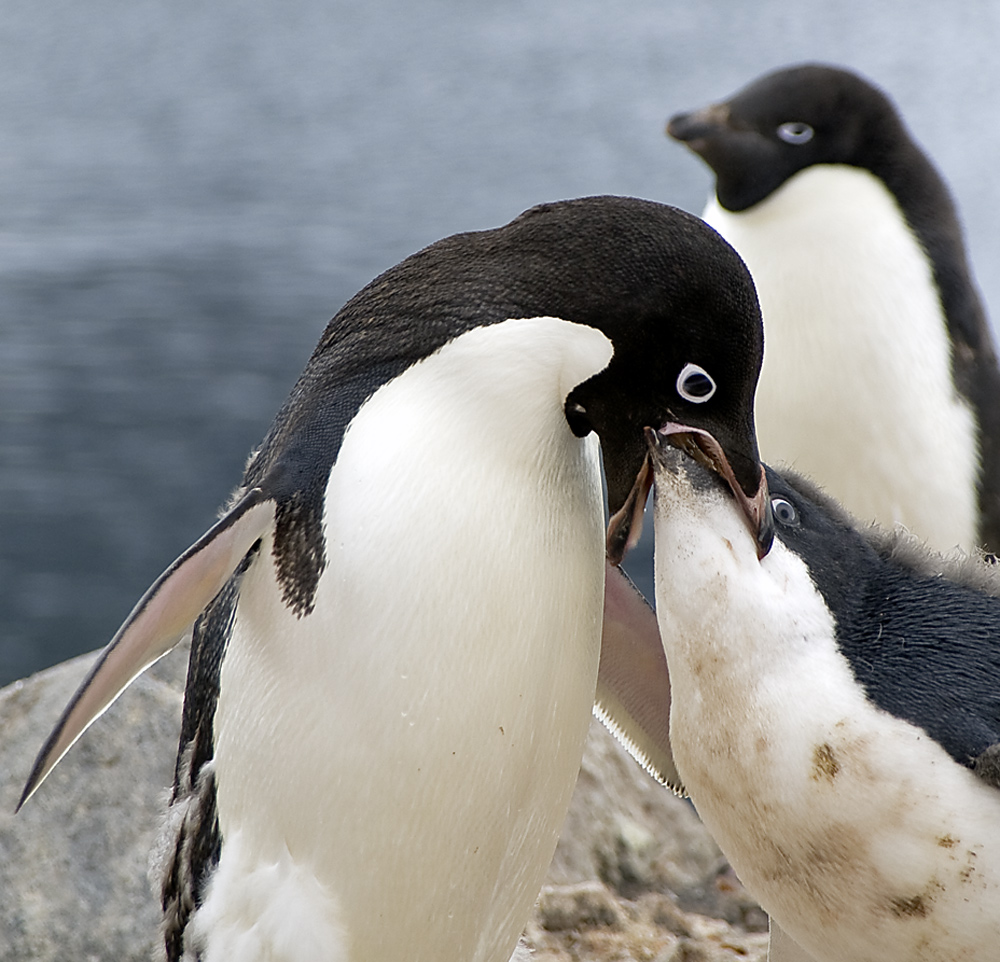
0, 646, 768, 961
525, 882, 767, 961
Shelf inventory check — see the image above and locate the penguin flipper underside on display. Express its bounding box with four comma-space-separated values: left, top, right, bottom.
768, 921, 821, 962
18, 487, 276, 810
594, 562, 682, 793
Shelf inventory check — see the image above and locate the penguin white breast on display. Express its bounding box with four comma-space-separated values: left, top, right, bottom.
191, 317, 612, 962
651, 469, 1000, 962
705, 166, 979, 553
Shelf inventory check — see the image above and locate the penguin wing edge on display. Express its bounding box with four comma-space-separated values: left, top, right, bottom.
768, 921, 822, 962
594, 562, 683, 794
17, 488, 276, 810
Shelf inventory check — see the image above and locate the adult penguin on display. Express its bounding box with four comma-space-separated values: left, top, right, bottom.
668, 63, 1000, 555
20, 196, 772, 962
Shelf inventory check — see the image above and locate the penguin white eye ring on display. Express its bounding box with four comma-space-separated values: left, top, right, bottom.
676, 363, 716, 403
776, 121, 814, 145
771, 496, 799, 526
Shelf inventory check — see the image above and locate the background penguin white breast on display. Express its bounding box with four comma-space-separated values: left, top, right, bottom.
704, 166, 979, 553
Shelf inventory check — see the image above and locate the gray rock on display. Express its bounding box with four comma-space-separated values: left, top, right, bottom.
552, 722, 766, 929
553, 723, 721, 898
0, 650, 762, 960
524, 884, 769, 961
0, 647, 187, 962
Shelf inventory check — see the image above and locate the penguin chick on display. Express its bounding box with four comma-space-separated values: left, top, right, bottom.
647, 428, 1000, 962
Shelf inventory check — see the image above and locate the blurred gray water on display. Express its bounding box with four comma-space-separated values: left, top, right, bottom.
2, 0, 999, 685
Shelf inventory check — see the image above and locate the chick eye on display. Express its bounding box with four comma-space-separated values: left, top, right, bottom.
771, 497, 799, 526
777, 121, 814, 145
676, 363, 716, 403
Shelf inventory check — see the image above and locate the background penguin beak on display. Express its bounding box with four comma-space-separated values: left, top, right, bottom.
645, 424, 775, 559
666, 103, 731, 150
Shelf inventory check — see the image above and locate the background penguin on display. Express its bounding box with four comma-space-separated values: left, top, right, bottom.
647, 430, 1000, 962
667, 63, 1000, 555
19, 196, 772, 962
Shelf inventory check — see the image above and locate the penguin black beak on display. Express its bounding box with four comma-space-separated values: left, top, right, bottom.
666, 103, 731, 151
606, 455, 654, 565
645, 424, 775, 560
606, 421, 775, 564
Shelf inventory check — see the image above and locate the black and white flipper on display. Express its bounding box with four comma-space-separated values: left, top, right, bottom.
18, 489, 275, 810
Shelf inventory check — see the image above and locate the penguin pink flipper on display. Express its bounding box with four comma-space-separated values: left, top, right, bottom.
17, 488, 276, 810
768, 922, 821, 962
595, 561, 681, 793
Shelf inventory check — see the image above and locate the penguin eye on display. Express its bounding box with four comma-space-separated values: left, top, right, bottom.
771, 497, 800, 526
676, 363, 716, 403
777, 121, 814, 145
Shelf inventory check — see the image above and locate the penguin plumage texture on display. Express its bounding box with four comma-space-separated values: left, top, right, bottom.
20, 196, 773, 962
668, 63, 1000, 554
647, 431, 1000, 962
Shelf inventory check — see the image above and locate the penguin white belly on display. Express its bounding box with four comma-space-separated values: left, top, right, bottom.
704, 166, 979, 553
193, 317, 612, 962
652, 478, 1000, 962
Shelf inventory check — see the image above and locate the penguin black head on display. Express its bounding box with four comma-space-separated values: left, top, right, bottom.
667, 63, 909, 211
534, 200, 771, 561
253, 196, 773, 580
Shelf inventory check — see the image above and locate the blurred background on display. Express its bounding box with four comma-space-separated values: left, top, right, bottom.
2, 0, 999, 686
